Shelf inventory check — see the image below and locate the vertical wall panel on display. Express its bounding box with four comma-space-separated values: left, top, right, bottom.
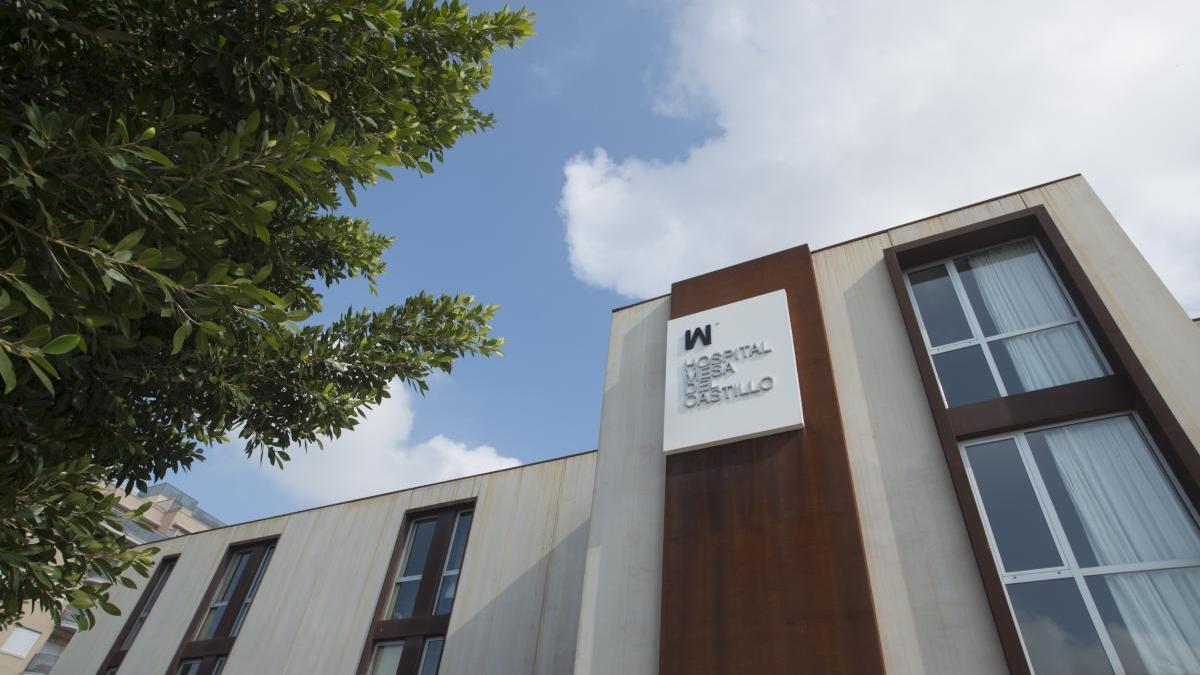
660, 246, 884, 675
814, 234, 1008, 674
573, 296, 670, 675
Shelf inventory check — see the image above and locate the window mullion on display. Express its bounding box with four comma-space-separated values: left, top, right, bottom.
978, 317, 1078, 344
1014, 432, 1128, 675
946, 261, 1008, 396
1014, 435, 1076, 570
213, 547, 263, 639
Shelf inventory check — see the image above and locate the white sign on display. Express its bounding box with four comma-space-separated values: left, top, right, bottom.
662, 289, 804, 455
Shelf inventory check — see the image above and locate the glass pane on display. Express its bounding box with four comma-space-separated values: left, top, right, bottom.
965, 439, 1062, 572
212, 657, 226, 675
370, 641, 405, 675
197, 551, 252, 639
419, 637, 445, 675
444, 512, 473, 573
215, 552, 252, 603
434, 574, 459, 615
909, 265, 973, 346
403, 519, 438, 578
1029, 417, 1200, 567
1008, 579, 1114, 675
196, 606, 226, 641
988, 324, 1105, 395
391, 579, 421, 620
956, 240, 1074, 336
1088, 568, 1200, 675
1, 626, 39, 658
933, 345, 1000, 406
231, 545, 274, 637
175, 660, 202, 675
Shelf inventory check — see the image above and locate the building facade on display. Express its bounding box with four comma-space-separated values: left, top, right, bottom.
0, 485, 220, 675
49, 176, 1200, 675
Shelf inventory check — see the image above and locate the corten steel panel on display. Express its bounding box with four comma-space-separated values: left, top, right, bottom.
661, 246, 885, 675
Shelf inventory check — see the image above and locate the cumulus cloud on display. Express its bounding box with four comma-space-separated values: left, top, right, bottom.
255, 383, 520, 508
562, 0, 1200, 313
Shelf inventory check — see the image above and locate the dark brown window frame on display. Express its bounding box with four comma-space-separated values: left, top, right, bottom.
95, 554, 180, 674
356, 499, 475, 675
166, 535, 278, 675
884, 205, 1200, 675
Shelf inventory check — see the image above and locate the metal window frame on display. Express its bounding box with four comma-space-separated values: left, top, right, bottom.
166, 536, 278, 675
97, 554, 181, 674
387, 516, 439, 619
903, 236, 1111, 405
960, 412, 1200, 675
433, 510, 472, 615
357, 500, 475, 675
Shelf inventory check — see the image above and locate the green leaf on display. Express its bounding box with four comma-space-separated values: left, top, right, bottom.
42, 334, 81, 355
244, 110, 261, 135
112, 229, 145, 253
314, 89, 332, 103
27, 360, 54, 395
0, 348, 15, 394
205, 262, 229, 283
136, 147, 174, 167
171, 323, 192, 355
68, 590, 94, 609
12, 280, 52, 318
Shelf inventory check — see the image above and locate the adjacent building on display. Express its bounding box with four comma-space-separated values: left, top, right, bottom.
48, 176, 1200, 675
0, 485, 220, 675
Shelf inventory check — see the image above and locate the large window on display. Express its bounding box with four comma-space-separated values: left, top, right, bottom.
361, 505, 474, 675
905, 239, 1108, 406
170, 539, 275, 675
962, 414, 1200, 674
97, 555, 178, 673
0, 625, 40, 658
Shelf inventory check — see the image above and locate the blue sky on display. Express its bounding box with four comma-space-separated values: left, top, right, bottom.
170, 0, 1200, 525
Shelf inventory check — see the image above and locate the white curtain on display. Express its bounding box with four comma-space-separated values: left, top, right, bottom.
1103, 569, 1200, 675
997, 324, 1106, 393
1037, 416, 1200, 673
963, 239, 1073, 334
965, 240, 1103, 391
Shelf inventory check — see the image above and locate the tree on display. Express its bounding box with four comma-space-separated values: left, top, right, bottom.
0, 0, 531, 628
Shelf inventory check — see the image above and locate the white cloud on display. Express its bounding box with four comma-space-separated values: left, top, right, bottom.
255, 383, 520, 508
562, 0, 1200, 313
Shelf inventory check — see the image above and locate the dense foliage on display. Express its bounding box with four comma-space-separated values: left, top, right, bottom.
0, 0, 531, 627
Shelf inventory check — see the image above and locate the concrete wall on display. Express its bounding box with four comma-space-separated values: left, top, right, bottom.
50, 452, 595, 675
574, 296, 669, 675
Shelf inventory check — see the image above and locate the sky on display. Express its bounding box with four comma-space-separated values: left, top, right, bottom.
168, 0, 1200, 525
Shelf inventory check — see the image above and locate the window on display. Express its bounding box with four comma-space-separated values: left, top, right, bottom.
0, 625, 40, 658
97, 555, 179, 673
359, 504, 474, 675
905, 238, 1107, 406
962, 414, 1200, 674
170, 539, 276, 675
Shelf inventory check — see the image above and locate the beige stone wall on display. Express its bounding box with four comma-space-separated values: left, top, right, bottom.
813, 174, 1200, 674
51, 453, 596, 675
